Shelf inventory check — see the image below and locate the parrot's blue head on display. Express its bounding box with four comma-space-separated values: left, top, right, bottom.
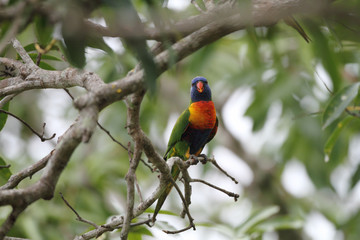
190, 76, 212, 102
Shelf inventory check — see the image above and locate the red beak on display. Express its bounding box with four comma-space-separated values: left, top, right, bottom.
196, 81, 204, 93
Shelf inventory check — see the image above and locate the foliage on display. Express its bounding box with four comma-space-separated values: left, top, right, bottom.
1, 0, 360, 240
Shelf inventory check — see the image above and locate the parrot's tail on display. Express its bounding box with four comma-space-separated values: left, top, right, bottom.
152, 165, 180, 221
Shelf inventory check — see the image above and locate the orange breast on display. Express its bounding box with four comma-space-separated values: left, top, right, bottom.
188, 101, 216, 129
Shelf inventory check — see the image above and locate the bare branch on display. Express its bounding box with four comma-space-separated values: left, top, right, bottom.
11, 39, 35, 67
73, 215, 153, 240
156, 156, 197, 231
96, 121, 155, 172
0, 205, 26, 238
0, 94, 18, 109
0, 153, 51, 190
179, 164, 192, 219
0, 57, 23, 72
4, 237, 30, 240
134, 175, 144, 203
60, 192, 99, 229
0, 109, 56, 142
163, 224, 194, 234
121, 97, 144, 240
166, 174, 196, 231
203, 155, 239, 184
191, 178, 239, 201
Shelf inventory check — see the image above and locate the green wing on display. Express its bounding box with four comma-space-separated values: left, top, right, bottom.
163, 109, 190, 159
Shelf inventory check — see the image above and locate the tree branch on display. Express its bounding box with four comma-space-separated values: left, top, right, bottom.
121, 93, 145, 240
11, 39, 35, 67
191, 178, 239, 201
0, 205, 26, 238
60, 192, 99, 229
0, 153, 51, 190
0, 109, 56, 142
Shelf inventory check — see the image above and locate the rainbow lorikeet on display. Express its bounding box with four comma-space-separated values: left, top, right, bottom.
153, 76, 218, 220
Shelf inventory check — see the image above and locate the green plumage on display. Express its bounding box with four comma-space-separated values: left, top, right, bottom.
153, 109, 190, 220
163, 109, 190, 159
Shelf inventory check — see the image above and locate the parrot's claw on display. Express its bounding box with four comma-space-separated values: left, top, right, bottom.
189, 155, 199, 165
198, 154, 208, 164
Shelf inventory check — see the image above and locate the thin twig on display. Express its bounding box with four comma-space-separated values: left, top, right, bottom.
0, 205, 26, 238
97, 121, 154, 172
63, 88, 75, 100
0, 109, 56, 141
346, 107, 360, 118
191, 178, 239, 201
12, 38, 35, 67
134, 175, 144, 203
4, 237, 31, 240
0, 94, 18, 109
191, 0, 206, 13
128, 216, 153, 227
186, 155, 239, 184
121, 92, 145, 240
314, 68, 333, 94
60, 192, 99, 229
180, 168, 192, 219
0, 165, 11, 169
206, 157, 239, 184
166, 176, 196, 231
163, 224, 194, 234
0, 153, 51, 190
162, 157, 195, 231
36, 53, 42, 66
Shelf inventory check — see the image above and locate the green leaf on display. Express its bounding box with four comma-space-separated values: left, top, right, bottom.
129, 225, 153, 236
87, 35, 114, 55
0, 101, 9, 132
62, 35, 86, 68
38, 61, 56, 70
61, 5, 86, 69
145, 208, 177, 216
28, 53, 63, 62
253, 216, 303, 233
102, 0, 158, 95
24, 43, 36, 52
237, 206, 280, 235
322, 82, 360, 129
127, 233, 142, 240
34, 15, 54, 46
324, 116, 353, 162
0, 156, 12, 185
305, 21, 342, 92
351, 164, 360, 188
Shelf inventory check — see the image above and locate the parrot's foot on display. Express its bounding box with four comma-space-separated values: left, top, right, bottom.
198, 154, 208, 164
188, 155, 199, 165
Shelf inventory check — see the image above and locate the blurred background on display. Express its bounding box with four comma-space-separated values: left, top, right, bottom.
1, 0, 360, 239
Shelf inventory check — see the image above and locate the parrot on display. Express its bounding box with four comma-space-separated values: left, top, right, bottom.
152, 76, 218, 221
